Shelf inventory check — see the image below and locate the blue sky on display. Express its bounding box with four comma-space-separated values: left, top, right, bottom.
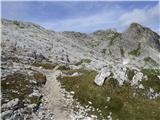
1, 1, 160, 33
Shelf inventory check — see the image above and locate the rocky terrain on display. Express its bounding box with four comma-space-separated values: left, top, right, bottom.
1, 19, 160, 120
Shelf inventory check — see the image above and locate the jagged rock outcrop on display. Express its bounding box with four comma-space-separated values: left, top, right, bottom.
2, 19, 160, 68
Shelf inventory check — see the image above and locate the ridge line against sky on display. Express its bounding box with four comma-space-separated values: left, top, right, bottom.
1, 1, 160, 33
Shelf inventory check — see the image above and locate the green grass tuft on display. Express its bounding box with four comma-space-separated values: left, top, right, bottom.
141, 69, 160, 76
75, 59, 91, 66
109, 32, 121, 46
1, 71, 44, 112
144, 57, 158, 66
13, 20, 25, 28
127, 68, 135, 81
57, 65, 71, 70
120, 46, 125, 57
101, 49, 107, 54
141, 69, 160, 93
33, 72, 47, 86
128, 43, 141, 56
1, 72, 32, 105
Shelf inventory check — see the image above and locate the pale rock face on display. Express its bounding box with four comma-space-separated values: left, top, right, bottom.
106, 97, 111, 102
138, 84, 145, 89
122, 58, 130, 65
131, 72, 143, 86
88, 101, 92, 105
27, 104, 37, 109
112, 65, 128, 85
71, 72, 80, 76
94, 68, 110, 86
2, 98, 19, 109
29, 90, 41, 97
1, 110, 13, 119
70, 91, 75, 94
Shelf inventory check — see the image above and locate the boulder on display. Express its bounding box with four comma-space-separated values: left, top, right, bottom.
1, 110, 13, 119
94, 68, 110, 86
2, 98, 19, 109
71, 72, 80, 76
131, 72, 143, 86
112, 65, 128, 85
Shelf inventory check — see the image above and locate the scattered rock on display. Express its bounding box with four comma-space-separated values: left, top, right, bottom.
2, 98, 19, 109
88, 101, 92, 105
33, 72, 47, 86
1, 110, 13, 119
106, 97, 111, 102
94, 68, 110, 86
71, 72, 80, 76
131, 72, 143, 86
70, 91, 75, 94
138, 84, 145, 89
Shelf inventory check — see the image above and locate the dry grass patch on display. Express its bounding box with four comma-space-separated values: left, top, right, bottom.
57, 65, 70, 70
32, 62, 56, 69
1, 72, 34, 110
75, 59, 91, 66
33, 72, 47, 86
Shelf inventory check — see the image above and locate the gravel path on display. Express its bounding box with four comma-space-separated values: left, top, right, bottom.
42, 67, 73, 120
31, 66, 94, 120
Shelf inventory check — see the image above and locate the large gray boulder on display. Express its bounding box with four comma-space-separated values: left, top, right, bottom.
94, 68, 110, 86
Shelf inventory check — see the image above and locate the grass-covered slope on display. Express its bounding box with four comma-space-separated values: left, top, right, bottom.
58, 68, 160, 120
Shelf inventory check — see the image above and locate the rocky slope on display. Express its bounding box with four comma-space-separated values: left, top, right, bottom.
1, 19, 160, 120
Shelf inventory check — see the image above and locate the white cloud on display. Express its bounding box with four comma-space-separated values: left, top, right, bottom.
119, 4, 159, 26
39, 9, 121, 32
53, 12, 116, 28
4, 2, 151, 34
38, 4, 159, 33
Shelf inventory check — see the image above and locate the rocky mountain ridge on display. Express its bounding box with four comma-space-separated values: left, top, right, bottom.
1, 19, 160, 120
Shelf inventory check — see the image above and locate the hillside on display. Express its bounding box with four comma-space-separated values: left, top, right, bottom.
1, 19, 160, 120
